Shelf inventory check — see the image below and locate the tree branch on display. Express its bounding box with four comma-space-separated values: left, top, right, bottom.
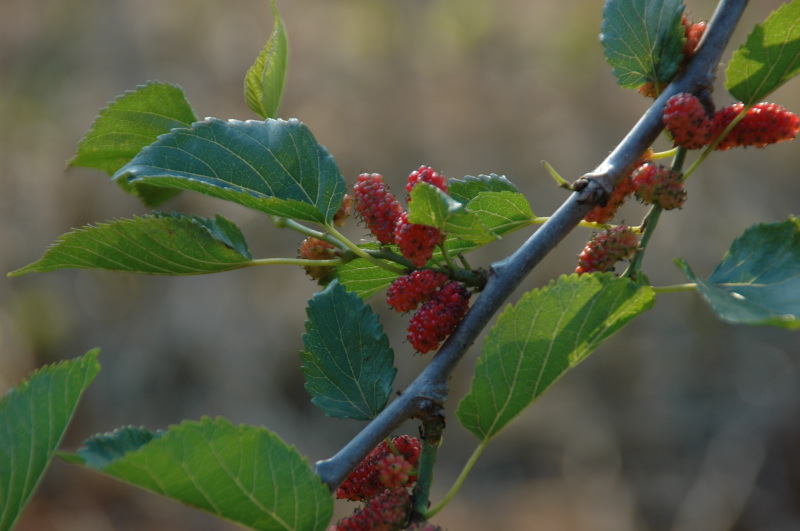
315, 0, 750, 490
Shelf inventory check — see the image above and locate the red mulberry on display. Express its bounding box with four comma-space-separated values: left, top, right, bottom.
298, 237, 338, 281
333, 488, 411, 531
335, 436, 421, 502
576, 226, 639, 275
663, 93, 713, 149
386, 270, 449, 313
406, 165, 448, 197
584, 175, 635, 224
354, 173, 405, 245
712, 102, 800, 150
407, 281, 471, 354
394, 212, 441, 268
631, 162, 687, 210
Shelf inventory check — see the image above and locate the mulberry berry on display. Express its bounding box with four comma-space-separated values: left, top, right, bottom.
712, 102, 800, 150
576, 226, 639, 275
335, 436, 421, 502
406, 165, 448, 197
683, 20, 706, 57
407, 281, 471, 354
298, 237, 338, 282
354, 173, 405, 245
632, 162, 687, 210
333, 194, 352, 227
584, 175, 635, 224
394, 212, 441, 268
663, 93, 713, 149
386, 270, 449, 313
333, 488, 411, 531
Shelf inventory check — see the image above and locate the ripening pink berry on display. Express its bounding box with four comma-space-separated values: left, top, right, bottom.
663, 93, 714, 149
631, 162, 687, 210
576, 226, 639, 275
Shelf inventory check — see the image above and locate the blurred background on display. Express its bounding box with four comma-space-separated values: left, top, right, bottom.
2, 0, 799, 529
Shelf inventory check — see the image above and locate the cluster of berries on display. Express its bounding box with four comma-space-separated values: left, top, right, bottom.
584, 148, 684, 224
354, 166, 446, 267
638, 15, 707, 98
331, 435, 422, 530
355, 167, 472, 353
664, 93, 800, 151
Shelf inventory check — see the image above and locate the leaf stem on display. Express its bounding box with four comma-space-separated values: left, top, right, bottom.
624, 147, 687, 278
424, 441, 487, 519
652, 283, 697, 293
250, 257, 344, 268
326, 225, 407, 275
683, 104, 751, 181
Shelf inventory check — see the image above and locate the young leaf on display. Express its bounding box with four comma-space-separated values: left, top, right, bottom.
245, 0, 288, 119
9, 213, 254, 277
601, 0, 686, 88
301, 282, 396, 420
69, 82, 198, 207
112, 118, 347, 224
336, 257, 402, 299
447, 173, 520, 204
408, 184, 496, 244
726, 0, 800, 104
72, 417, 333, 531
466, 191, 536, 235
441, 191, 536, 256
676, 217, 800, 329
0, 350, 100, 530
456, 274, 655, 442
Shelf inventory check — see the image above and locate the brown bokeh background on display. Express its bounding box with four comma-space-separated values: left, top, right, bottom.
2, 1, 799, 529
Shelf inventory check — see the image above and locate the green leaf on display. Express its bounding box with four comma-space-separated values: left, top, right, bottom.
336, 257, 401, 299
76, 426, 163, 469
0, 350, 100, 530
245, 0, 288, 119
408, 184, 496, 244
447, 173, 520, 204
466, 191, 536, 236
600, 0, 686, 88
301, 282, 396, 419
9, 213, 254, 277
457, 275, 655, 442
676, 217, 800, 329
440, 191, 536, 256
726, 0, 800, 104
112, 118, 347, 224
72, 417, 333, 531
69, 82, 198, 207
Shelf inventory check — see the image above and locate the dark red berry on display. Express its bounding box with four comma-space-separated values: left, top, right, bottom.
335, 436, 421, 502
354, 173, 405, 245
663, 93, 714, 149
632, 162, 687, 210
406, 165, 448, 197
333, 488, 411, 531
394, 212, 441, 268
386, 270, 449, 313
576, 226, 639, 275
407, 281, 470, 354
